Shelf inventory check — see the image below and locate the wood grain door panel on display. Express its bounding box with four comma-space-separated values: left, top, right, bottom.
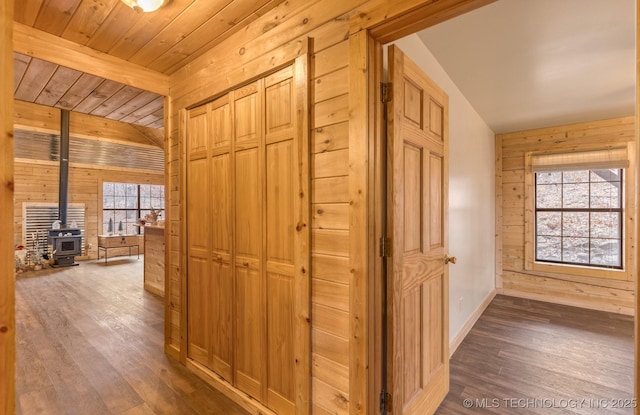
233, 83, 265, 399
264, 65, 297, 415
186, 108, 211, 370
388, 45, 449, 415
186, 56, 309, 414
187, 256, 210, 366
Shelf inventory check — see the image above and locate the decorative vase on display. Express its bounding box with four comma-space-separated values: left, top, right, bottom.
108, 218, 114, 235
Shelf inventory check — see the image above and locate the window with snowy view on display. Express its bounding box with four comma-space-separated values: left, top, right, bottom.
535, 169, 623, 269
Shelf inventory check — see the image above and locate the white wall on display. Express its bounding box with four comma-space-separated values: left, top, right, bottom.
392, 34, 496, 345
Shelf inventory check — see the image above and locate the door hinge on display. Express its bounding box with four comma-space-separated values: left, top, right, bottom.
379, 237, 392, 258
380, 390, 392, 413
381, 82, 392, 103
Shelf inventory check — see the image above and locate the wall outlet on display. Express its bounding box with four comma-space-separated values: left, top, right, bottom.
458, 297, 464, 312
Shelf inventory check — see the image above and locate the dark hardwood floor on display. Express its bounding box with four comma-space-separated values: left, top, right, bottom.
436, 295, 635, 415
16, 261, 635, 415
15, 258, 249, 415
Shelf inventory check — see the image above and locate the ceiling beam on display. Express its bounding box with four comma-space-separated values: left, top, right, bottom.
13, 22, 169, 96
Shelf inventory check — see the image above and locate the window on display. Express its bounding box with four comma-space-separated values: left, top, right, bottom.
102, 182, 164, 235
524, 146, 633, 279
535, 169, 622, 269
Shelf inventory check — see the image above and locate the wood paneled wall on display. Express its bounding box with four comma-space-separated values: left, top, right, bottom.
165, 1, 504, 414
1, 2, 15, 413
310, 39, 352, 415
496, 116, 636, 315
14, 161, 163, 259
168, 1, 366, 413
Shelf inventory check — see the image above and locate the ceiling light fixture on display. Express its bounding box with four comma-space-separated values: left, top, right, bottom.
120, 0, 167, 13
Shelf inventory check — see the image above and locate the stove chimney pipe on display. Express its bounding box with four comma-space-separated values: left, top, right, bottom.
58, 109, 70, 226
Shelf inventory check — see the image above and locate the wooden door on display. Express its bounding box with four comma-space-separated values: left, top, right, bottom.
264, 66, 298, 415
187, 96, 234, 381
386, 45, 450, 415
208, 95, 234, 381
233, 79, 266, 400
185, 56, 310, 415
186, 105, 211, 368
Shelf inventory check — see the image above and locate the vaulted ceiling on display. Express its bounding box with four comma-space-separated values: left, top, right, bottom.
13, 0, 286, 131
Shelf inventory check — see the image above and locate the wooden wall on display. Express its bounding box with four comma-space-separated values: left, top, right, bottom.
310, 39, 352, 415
167, 1, 494, 414
167, 1, 368, 413
13, 160, 163, 259
496, 116, 636, 315
1, 1, 15, 413
169, 1, 352, 414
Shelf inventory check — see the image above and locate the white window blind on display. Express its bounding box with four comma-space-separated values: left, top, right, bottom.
22, 203, 86, 255
531, 147, 629, 172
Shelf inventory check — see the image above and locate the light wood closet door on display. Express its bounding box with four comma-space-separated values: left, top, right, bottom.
186, 105, 211, 367
264, 66, 297, 415
387, 45, 450, 415
187, 97, 234, 381
186, 56, 309, 415
233, 80, 266, 400
209, 96, 234, 381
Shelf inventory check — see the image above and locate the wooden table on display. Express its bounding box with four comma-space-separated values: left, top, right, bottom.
97, 235, 140, 263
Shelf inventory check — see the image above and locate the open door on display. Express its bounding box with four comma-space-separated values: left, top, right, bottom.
385, 44, 450, 415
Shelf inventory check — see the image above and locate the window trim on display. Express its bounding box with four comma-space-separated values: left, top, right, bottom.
523, 145, 635, 281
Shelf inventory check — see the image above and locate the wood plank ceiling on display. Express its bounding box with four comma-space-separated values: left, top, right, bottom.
14, 52, 165, 129
13, 0, 286, 130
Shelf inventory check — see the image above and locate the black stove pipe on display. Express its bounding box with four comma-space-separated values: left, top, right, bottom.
58, 109, 70, 227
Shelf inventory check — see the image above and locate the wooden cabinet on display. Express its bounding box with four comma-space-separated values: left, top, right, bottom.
185, 61, 309, 414
143, 226, 165, 297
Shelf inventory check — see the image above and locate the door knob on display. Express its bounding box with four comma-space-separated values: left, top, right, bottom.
444, 255, 457, 265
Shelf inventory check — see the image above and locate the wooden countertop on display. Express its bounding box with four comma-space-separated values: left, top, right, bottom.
143, 225, 165, 230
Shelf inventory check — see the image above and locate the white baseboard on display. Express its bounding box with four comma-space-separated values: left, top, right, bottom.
449, 289, 496, 357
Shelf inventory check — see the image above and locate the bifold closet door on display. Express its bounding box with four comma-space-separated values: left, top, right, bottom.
186, 105, 211, 368
209, 96, 234, 381
233, 80, 266, 399
186, 57, 309, 415
186, 96, 234, 382
264, 66, 298, 415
